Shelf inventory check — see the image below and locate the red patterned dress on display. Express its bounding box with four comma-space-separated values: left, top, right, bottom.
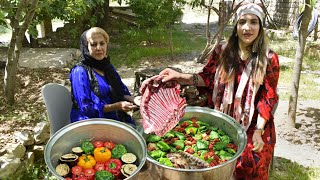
198, 45, 280, 180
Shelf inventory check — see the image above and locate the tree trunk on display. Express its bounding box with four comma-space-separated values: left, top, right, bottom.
96, 0, 110, 31
197, 0, 238, 63
288, 0, 312, 127
4, 0, 38, 105
43, 18, 53, 35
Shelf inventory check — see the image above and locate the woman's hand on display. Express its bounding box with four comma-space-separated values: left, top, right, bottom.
159, 68, 181, 82
118, 101, 137, 112
252, 130, 265, 152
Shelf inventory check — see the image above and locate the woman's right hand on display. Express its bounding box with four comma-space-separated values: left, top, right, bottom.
159, 68, 181, 82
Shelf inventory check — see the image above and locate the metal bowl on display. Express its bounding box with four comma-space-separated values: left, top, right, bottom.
44, 118, 147, 180
140, 106, 247, 180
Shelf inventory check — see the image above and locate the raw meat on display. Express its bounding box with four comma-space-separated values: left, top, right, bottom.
140, 75, 186, 136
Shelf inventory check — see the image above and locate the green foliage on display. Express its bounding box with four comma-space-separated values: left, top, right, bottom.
268, 32, 320, 100
126, 0, 186, 29
35, 0, 104, 23
15, 158, 50, 180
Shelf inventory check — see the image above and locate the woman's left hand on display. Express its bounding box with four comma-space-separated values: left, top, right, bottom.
252, 130, 264, 152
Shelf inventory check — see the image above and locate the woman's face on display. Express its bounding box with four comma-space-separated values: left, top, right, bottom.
87, 34, 108, 60
237, 14, 260, 47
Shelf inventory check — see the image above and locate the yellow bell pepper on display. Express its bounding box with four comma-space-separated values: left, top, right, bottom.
94, 147, 112, 163
77, 154, 96, 169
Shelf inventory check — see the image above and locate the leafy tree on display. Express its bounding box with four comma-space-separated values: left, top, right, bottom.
127, 0, 185, 30
1, 0, 39, 104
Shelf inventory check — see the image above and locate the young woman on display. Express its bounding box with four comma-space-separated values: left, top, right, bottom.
70, 27, 140, 125
156, 3, 279, 179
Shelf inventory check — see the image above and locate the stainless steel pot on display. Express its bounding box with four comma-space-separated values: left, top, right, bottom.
44, 119, 147, 180
140, 106, 247, 180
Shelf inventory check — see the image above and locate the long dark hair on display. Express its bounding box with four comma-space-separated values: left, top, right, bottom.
219, 19, 267, 85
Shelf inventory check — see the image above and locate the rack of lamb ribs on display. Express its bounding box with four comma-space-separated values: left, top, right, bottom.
140, 75, 186, 136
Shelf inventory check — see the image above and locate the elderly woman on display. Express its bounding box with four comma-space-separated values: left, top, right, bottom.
70, 27, 140, 125
158, 3, 279, 179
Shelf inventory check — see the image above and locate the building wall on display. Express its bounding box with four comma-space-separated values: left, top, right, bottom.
267, 0, 319, 38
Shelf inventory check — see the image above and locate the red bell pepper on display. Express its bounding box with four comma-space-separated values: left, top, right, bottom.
105, 158, 122, 177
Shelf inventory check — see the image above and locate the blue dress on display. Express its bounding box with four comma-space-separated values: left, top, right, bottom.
69, 65, 133, 123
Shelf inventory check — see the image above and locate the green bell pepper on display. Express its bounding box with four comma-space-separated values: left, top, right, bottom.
194, 133, 202, 140
218, 150, 233, 160
95, 170, 114, 180
159, 157, 174, 167
196, 140, 209, 150
197, 121, 209, 127
220, 135, 231, 144
174, 131, 186, 140
209, 126, 218, 131
214, 142, 226, 151
146, 134, 162, 143
198, 125, 208, 133
149, 149, 166, 159
157, 141, 171, 151
209, 131, 219, 140
81, 140, 94, 154
164, 131, 175, 138
172, 139, 185, 150
111, 144, 127, 159
226, 147, 236, 154
217, 128, 226, 135
185, 126, 198, 135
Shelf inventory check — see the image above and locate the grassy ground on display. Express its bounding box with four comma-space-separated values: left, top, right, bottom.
109, 25, 207, 67
268, 33, 320, 101
270, 157, 320, 180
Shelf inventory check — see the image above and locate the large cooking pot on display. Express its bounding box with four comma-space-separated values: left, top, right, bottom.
44, 119, 147, 180
140, 106, 247, 180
